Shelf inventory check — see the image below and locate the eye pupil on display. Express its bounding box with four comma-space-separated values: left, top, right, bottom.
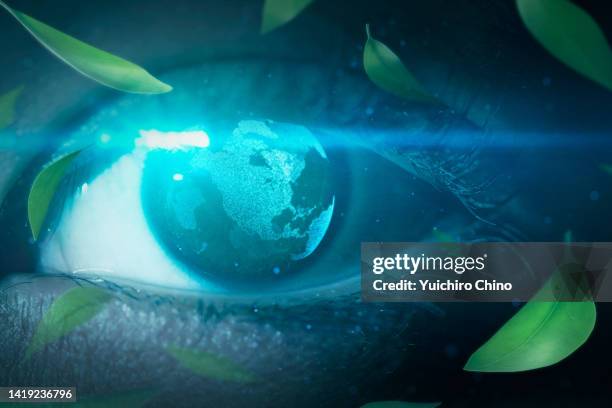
141, 120, 335, 289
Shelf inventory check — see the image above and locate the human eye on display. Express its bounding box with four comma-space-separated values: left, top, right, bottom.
5, 27, 496, 301
36, 79, 340, 295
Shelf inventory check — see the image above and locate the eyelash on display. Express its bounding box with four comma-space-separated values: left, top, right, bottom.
370, 107, 513, 223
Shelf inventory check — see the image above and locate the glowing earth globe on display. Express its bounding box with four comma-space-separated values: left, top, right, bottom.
141, 120, 335, 288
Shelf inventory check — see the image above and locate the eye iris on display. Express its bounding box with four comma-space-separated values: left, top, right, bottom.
141, 120, 335, 288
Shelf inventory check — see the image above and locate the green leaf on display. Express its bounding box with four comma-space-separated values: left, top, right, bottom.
361, 402, 441, 408
24, 286, 112, 360
363, 25, 441, 105
432, 229, 456, 243
261, 0, 314, 34
0, 1, 172, 94
0, 85, 24, 130
464, 279, 596, 372
28, 149, 82, 240
563, 229, 573, 244
167, 345, 256, 383
516, 0, 612, 91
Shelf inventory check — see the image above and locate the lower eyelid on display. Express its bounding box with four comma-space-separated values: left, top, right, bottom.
0, 272, 361, 333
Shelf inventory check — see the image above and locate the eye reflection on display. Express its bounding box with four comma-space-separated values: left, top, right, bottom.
142, 120, 335, 289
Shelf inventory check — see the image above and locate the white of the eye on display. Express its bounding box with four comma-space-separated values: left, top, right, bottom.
40, 148, 213, 291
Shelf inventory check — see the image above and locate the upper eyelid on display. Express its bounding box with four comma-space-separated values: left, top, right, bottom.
42, 59, 396, 167
6, 28, 331, 149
